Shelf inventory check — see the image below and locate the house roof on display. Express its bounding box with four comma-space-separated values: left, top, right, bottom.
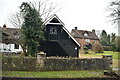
1, 26, 20, 44
71, 29, 99, 40
44, 14, 80, 47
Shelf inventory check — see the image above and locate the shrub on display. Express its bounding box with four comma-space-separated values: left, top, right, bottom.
103, 46, 113, 51
92, 43, 103, 53
84, 46, 88, 50
110, 43, 116, 52
83, 46, 88, 54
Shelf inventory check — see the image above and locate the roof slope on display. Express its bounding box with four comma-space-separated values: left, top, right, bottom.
1, 27, 20, 44
71, 29, 99, 40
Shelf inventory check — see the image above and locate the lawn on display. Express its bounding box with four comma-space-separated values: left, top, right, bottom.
80, 51, 120, 68
2, 70, 108, 78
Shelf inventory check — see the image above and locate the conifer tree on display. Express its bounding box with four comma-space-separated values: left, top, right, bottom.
20, 2, 44, 57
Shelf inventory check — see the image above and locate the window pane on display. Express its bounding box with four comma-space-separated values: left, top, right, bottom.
14, 44, 19, 49
84, 33, 88, 36
50, 27, 57, 35
85, 39, 90, 42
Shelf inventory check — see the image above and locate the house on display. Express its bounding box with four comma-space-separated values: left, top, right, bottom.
71, 27, 100, 50
0, 14, 80, 57
39, 14, 80, 57
0, 24, 22, 53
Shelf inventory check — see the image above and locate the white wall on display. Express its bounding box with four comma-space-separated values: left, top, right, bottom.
0, 43, 22, 53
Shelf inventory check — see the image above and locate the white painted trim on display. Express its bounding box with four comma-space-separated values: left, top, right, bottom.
47, 23, 62, 25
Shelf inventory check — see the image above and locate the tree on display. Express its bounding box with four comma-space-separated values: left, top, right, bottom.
109, 0, 120, 51
109, 0, 120, 36
110, 33, 116, 51
9, 12, 28, 55
20, 2, 45, 57
115, 36, 120, 52
10, 0, 58, 27
100, 30, 108, 46
109, 0, 120, 23
111, 33, 116, 43
108, 34, 111, 45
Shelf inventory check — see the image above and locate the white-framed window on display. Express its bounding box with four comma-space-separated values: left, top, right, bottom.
84, 33, 88, 36
85, 39, 90, 42
50, 27, 57, 35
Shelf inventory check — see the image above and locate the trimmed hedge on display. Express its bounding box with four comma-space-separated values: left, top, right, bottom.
103, 46, 113, 51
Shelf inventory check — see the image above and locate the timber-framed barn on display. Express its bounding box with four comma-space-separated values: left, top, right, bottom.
39, 14, 80, 57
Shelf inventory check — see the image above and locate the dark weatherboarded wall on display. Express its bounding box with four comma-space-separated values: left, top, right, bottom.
40, 23, 79, 57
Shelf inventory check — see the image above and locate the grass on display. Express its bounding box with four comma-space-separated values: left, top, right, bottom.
2, 70, 107, 78
80, 51, 120, 68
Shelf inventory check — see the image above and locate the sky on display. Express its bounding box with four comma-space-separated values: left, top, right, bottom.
0, 0, 118, 35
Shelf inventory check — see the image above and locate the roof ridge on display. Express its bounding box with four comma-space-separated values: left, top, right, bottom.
73, 29, 93, 33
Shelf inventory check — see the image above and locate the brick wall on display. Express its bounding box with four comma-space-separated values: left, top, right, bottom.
75, 38, 100, 50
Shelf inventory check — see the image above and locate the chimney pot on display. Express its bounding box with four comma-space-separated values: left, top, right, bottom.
3, 24, 7, 28
92, 29, 95, 33
75, 27, 77, 30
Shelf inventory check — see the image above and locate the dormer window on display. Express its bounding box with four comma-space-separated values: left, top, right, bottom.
84, 33, 88, 36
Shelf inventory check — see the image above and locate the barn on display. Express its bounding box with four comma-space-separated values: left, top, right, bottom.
39, 14, 80, 57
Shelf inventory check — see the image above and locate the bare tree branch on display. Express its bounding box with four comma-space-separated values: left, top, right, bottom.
9, 12, 23, 28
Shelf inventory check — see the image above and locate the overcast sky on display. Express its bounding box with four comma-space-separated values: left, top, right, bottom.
0, 0, 117, 35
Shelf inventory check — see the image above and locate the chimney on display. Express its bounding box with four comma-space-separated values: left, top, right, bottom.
75, 27, 77, 30
3, 24, 7, 28
92, 29, 95, 33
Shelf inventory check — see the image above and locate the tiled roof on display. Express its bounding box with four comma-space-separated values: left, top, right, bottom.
1, 27, 20, 44
71, 29, 99, 40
